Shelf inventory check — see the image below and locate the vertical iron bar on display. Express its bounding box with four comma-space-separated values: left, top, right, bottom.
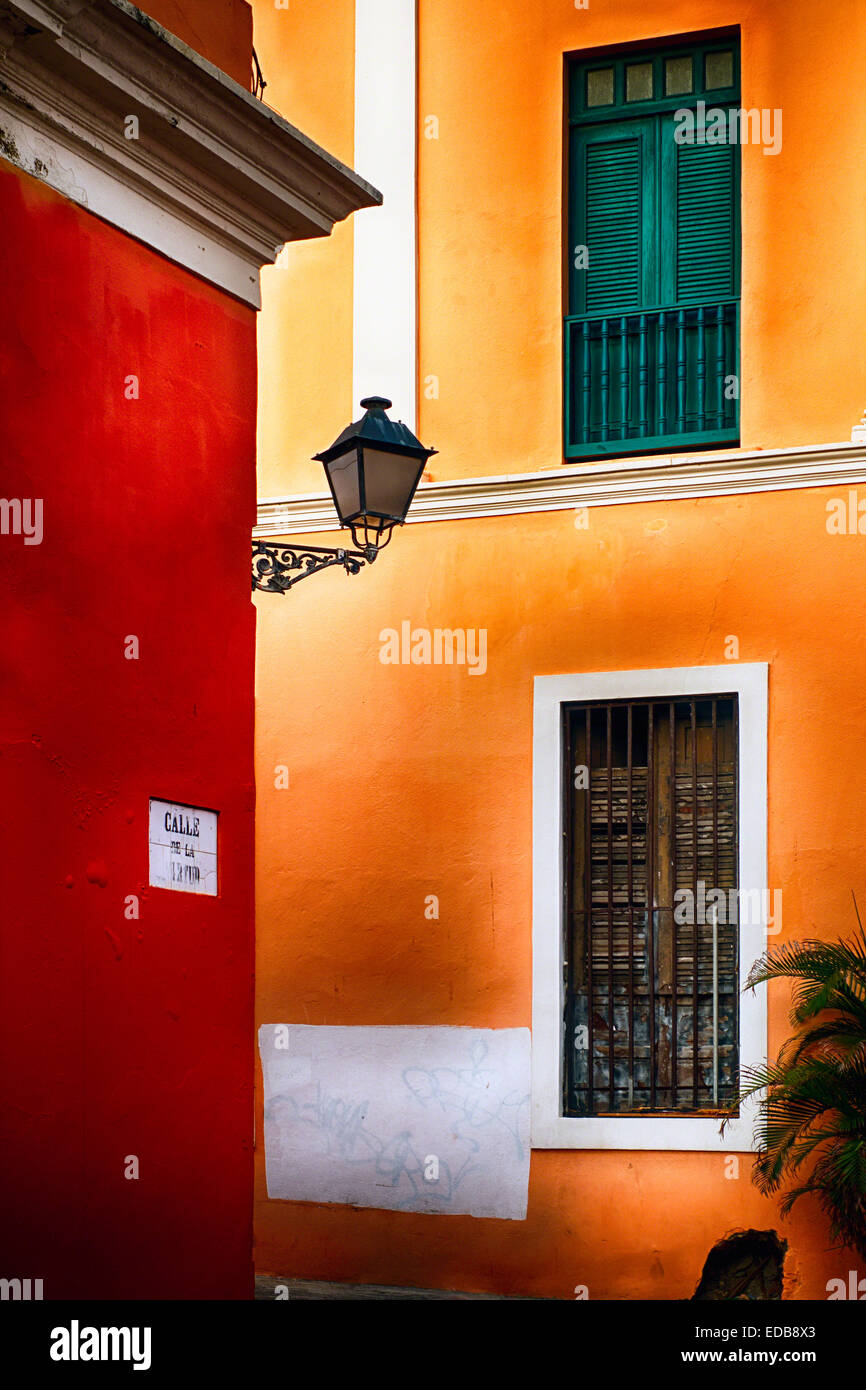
733, 697, 740, 1102
647, 702, 656, 1109
585, 706, 594, 1113
627, 703, 635, 1108
563, 710, 571, 1111
581, 321, 591, 444
712, 903, 719, 1105
696, 305, 706, 432
676, 309, 687, 435
600, 319, 610, 442
564, 710, 574, 1113
714, 304, 726, 427
712, 699, 719, 1104
618, 316, 629, 440
691, 699, 699, 1109
607, 704, 614, 1111
656, 311, 666, 436
637, 313, 648, 436
670, 701, 678, 1109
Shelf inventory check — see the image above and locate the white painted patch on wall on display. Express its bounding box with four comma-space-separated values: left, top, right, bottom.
258, 1025, 531, 1219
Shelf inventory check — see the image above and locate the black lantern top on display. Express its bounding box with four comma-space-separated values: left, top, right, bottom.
314, 397, 436, 552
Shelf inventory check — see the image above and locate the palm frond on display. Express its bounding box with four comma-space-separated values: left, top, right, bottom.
732, 911, 866, 1258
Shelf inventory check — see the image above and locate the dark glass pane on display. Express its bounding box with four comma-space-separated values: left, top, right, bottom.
586, 68, 614, 107
361, 447, 420, 522
665, 55, 693, 95
325, 447, 361, 522
705, 50, 734, 90
626, 62, 653, 101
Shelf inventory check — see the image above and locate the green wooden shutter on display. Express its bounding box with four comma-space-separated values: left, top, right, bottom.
585, 138, 642, 311
565, 44, 741, 458
674, 134, 737, 301
571, 120, 656, 315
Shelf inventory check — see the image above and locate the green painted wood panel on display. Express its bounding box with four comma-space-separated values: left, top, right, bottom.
571, 119, 657, 316
565, 35, 741, 458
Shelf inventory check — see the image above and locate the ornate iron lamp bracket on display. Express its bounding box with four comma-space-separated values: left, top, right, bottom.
252, 540, 378, 594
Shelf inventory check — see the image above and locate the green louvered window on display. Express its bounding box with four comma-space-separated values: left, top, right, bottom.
565, 35, 741, 458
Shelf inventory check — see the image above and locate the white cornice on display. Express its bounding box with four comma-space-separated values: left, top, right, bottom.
255, 440, 866, 535
0, 0, 381, 306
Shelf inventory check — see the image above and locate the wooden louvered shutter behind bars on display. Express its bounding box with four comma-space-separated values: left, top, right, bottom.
565, 698, 739, 1116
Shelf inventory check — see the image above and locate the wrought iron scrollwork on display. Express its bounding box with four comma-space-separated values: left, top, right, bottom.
252, 541, 376, 594
251, 46, 267, 100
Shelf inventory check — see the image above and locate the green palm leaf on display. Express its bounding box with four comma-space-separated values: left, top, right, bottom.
728, 905, 866, 1258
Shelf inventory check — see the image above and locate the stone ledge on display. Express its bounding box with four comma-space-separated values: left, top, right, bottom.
0, 0, 381, 305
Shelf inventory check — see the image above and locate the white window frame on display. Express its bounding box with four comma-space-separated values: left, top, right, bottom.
531, 663, 768, 1151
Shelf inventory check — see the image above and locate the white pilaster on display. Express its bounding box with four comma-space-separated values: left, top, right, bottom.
353, 0, 417, 426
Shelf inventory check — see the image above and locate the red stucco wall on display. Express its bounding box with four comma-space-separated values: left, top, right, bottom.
0, 162, 257, 1299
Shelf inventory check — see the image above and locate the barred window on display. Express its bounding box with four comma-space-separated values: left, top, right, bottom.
563, 696, 739, 1116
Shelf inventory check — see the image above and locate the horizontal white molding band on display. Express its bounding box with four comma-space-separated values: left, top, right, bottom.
255, 440, 866, 536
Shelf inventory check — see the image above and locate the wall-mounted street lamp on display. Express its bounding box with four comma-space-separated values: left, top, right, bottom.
252, 397, 436, 594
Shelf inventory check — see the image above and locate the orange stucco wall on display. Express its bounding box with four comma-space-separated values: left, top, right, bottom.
141, 0, 252, 87
255, 0, 866, 497
253, 0, 866, 1298
254, 489, 866, 1298
417, 0, 866, 478
252, 0, 357, 499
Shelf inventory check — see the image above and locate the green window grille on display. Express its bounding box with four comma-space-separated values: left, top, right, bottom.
565, 36, 741, 459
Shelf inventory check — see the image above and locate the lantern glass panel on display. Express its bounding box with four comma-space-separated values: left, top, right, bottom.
325, 447, 362, 522
361, 447, 421, 522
